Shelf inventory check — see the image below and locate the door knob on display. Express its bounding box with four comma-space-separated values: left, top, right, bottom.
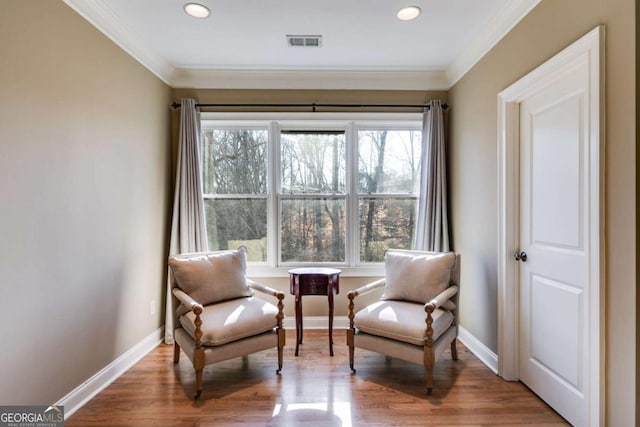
513, 251, 528, 262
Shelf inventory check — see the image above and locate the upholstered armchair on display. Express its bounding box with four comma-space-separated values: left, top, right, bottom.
347, 250, 460, 393
168, 247, 285, 399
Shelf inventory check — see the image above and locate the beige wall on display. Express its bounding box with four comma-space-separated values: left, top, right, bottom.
448, 0, 635, 424
637, 0, 640, 419
0, 1, 171, 405
170, 88, 447, 317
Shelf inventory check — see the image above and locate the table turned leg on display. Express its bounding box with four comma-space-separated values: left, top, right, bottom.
295, 294, 302, 356
328, 281, 335, 356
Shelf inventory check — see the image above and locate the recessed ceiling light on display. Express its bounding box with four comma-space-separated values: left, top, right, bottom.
397, 6, 421, 21
184, 3, 210, 19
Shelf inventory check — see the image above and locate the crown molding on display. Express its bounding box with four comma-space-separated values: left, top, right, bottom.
63, 0, 175, 85
171, 69, 449, 90
445, 0, 542, 87
64, 0, 539, 90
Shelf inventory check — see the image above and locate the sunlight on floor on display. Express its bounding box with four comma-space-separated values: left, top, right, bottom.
272, 401, 352, 427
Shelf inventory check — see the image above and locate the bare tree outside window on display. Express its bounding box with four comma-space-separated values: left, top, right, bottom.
358, 130, 421, 262
201, 129, 268, 261
280, 132, 346, 262
200, 120, 422, 267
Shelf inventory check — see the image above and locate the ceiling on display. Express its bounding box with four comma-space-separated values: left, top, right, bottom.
63, 0, 540, 90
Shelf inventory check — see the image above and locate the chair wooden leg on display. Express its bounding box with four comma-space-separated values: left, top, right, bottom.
349, 346, 356, 374
193, 344, 205, 399
347, 292, 357, 374
241, 355, 249, 370
194, 369, 203, 400
424, 345, 434, 394
173, 342, 181, 363
425, 366, 434, 395
276, 292, 285, 374
451, 339, 458, 361
277, 345, 283, 374
277, 343, 283, 374
276, 327, 285, 374
347, 330, 356, 373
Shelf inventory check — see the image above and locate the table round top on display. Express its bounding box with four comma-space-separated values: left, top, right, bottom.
288, 267, 342, 276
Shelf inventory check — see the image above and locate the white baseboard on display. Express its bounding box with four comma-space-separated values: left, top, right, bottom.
284, 315, 349, 330
457, 325, 498, 374
57, 326, 164, 419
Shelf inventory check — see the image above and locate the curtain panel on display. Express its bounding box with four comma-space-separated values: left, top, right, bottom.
415, 100, 450, 252
164, 98, 209, 344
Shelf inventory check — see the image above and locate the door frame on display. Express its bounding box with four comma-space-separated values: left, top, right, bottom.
496, 26, 605, 425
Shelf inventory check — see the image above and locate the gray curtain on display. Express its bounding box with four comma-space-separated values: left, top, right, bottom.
415, 100, 450, 252
164, 98, 209, 344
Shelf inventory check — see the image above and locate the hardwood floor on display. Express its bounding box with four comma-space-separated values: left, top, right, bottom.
67, 330, 568, 426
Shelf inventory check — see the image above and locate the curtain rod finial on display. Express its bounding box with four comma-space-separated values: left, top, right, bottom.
171, 102, 181, 109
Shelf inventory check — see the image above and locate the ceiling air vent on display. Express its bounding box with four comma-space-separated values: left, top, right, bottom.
286, 35, 322, 48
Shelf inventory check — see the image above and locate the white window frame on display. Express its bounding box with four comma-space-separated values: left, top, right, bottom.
201, 112, 422, 277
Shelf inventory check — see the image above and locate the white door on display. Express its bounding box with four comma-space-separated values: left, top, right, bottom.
517, 61, 589, 426
498, 26, 603, 427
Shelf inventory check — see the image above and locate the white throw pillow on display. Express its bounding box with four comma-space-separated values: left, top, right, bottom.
169, 247, 253, 306
381, 250, 455, 304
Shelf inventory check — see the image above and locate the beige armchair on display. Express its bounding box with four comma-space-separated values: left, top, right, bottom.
168, 247, 285, 399
347, 250, 460, 394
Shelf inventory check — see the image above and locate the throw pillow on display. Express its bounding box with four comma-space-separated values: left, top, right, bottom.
381, 250, 455, 304
169, 247, 253, 306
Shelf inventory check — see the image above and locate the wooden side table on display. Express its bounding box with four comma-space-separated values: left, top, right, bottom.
288, 267, 341, 356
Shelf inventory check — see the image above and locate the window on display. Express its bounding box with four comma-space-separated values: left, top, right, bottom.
280, 131, 346, 263
201, 114, 422, 271
201, 128, 268, 261
358, 130, 422, 262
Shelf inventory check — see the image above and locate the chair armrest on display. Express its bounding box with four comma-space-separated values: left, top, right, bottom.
172, 288, 204, 314
172, 288, 204, 349
247, 279, 285, 330
347, 278, 385, 300
424, 286, 459, 313
347, 278, 385, 331
423, 286, 459, 348
247, 279, 285, 300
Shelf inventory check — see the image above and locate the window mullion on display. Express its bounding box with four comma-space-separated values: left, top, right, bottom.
267, 121, 279, 267
347, 122, 360, 267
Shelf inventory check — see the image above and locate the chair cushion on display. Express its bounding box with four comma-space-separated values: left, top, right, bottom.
179, 297, 279, 346
169, 248, 253, 306
354, 300, 454, 346
381, 250, 455, 304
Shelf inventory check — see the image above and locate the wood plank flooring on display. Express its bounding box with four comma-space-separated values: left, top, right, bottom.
66, 330, 568, 426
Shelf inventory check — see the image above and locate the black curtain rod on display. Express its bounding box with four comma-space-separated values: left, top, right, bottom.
170, 101, 447, 112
